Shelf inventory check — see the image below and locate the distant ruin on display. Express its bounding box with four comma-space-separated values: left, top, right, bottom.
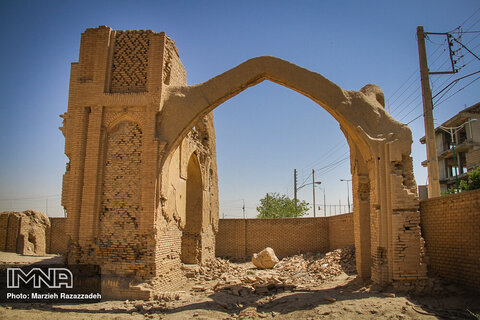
0, 210, 50, 255
60, 26, 428, 299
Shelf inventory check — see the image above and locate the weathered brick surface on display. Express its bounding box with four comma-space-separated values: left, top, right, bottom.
46, 217, 68, 254
216, 214, 353, 260
328, 213, 354, 251
0, 214, 9, 251
61, 27, 218, 299
0, 211, 50, 255
0, 214, 21, 252
60, 25, 432, 298
420, 189, 480, 292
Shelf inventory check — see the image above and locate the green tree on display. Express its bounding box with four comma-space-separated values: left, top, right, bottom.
256, 192, 309, 218
459, 166, 480, 191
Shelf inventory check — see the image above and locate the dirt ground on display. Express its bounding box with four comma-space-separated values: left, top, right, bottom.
1, 249, 479, 320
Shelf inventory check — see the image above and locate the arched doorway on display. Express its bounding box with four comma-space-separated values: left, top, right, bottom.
181, 153, 203, 264
157, 56, 427, 286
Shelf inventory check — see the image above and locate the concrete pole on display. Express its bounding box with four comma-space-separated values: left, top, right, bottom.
312, 169, 316, 217
417, 26, 441, 198
294, 169, 297, 211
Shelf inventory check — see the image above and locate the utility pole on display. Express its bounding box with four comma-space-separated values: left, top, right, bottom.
242, 199, 246, 219
294, 169, 297, 211
312, 169, 316, 217
417, 26, 441, 198
323, 189, 326, 217
340, 179, 351, 213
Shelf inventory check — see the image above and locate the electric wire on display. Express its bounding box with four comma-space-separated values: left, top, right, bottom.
406, 73, 480, 125
403, 9, 480, 125
434, 75, 480, 108
0, 194, 61, 201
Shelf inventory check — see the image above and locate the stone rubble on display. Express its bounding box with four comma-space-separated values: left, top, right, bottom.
181, 246, 356, 297
251, 247, 279, 269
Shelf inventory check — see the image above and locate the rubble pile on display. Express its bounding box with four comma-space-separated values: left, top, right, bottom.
308, 245, 356, 280
182, 246, 356, 296
183, 257, 247, 281
274, 245, 356, 284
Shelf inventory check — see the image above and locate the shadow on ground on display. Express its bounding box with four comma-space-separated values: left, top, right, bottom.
2, 276, 479, 319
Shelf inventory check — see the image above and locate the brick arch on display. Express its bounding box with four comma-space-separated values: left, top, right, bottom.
181, 152, 204, 264
104, 113, 143, 132
157, 56, 427, 286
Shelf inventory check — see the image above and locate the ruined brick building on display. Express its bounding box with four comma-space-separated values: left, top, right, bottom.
61, 26, 429, 299
60, 27, 218, 298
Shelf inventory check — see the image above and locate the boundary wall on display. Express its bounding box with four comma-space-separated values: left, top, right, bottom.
0, 214, 68, 255
420, 189, 480, 292
215, 213, 354, 260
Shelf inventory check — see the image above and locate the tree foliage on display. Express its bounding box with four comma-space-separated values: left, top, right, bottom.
443, 166, 480, 194
459, 166, 480, 191
256, 192, 309, 219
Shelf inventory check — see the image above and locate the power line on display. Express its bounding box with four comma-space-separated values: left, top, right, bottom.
388, 43, 444, 116
0, 194, 60, 201
301, 141, 347, 170
433, 69, 480, 100
398, 101, 423, 122
449, 7, 480, 33
434, 75, 480, 108
387, 69, 418, 107
390, 88, 421, 118
314, 155, 349, 176
405, 11, 480, 126
406, 74, 480, 125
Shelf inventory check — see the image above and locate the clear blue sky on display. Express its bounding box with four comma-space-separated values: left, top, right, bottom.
1, 1, 479, 217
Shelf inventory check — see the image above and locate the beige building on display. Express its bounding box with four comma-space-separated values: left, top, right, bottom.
420, 103, 480, 194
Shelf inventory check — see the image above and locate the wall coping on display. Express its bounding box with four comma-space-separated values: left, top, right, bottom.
420, 188, 480, 204
219, 213, 353, 221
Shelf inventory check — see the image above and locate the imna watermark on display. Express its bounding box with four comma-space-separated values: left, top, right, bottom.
1, 265, 101, 303
7, 267, 73, 289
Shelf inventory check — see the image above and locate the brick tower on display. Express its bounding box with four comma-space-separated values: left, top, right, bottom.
60, 26, 219, 299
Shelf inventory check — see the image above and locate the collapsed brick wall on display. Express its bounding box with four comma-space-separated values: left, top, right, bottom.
46, 217, 68, 254
216, 214, 353, 260
420, 189, 480, 292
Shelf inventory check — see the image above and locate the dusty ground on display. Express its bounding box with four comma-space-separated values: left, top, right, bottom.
1, 249, 479, 319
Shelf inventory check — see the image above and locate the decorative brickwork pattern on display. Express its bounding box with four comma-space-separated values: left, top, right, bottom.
101, 121, 142, 221
62, 26, 430, 298
420, 189, 480, 292
97, 121, 150, 275
110, 31, 150, 93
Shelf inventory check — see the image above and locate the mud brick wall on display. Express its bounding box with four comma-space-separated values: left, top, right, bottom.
420, 189, 480, 292
0, 214, 21, 252
46, 218, 68, 254
216, 214, 353, 260
215, 219, 247, 260
328, 213, 354, 251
